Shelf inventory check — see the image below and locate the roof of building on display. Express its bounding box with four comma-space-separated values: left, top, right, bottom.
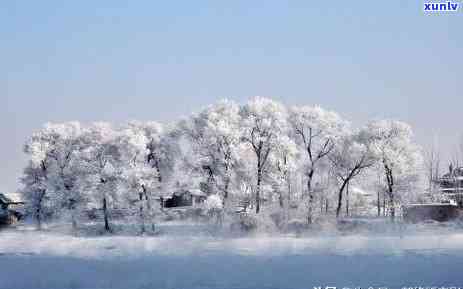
172, 189, 207, 197
0, 193, 13, 204
0, 193, 23, 204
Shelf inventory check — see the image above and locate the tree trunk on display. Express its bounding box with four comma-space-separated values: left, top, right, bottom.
141, 185, 155, 233
383, 192, 387, 217
256, 165, 262, 214
139, 192, 145, 234
36, 207, 42, 230
223, 178, 230, 208
102, 196, 110, 232
287, 171, 292, 202
35, 190, 45, 230
70, 201, 77, 232
387, 182, 395, 221
307, 169, 314, 224
336, 180, 349, 218
66, 198, 77, 232
384, 163, 395, 221
145, 192, 155, 233
224, 180, 229, 200
345, 181, 349, 217
71, 211, 77, 232
377, 191, 381, 217
386, 174, 395, 221
153, 159, 162, 183
320, 197, 324, 214
389, 191, 395, 222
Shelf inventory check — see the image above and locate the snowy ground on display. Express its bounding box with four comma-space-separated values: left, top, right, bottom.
1, 222, 463, 289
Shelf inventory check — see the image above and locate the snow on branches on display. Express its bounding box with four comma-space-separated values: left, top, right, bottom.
20, 97, 425, 231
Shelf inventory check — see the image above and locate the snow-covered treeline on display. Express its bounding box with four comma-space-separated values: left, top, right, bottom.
19, 97, 424, 233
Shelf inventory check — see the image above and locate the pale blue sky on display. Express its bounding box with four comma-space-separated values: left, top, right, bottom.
1, 1, 462, 192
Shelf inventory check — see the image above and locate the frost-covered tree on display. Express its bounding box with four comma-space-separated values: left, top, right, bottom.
136, 121, 178, 190
18, 97, 428, 231
329, 132, 376, 218
78, 122, 121, 232
21, 120, 179, 233
289, 106, 347, 223
116, 120, 178, 233
21, 140, 51, 230
117, 123, 156, 233
268, 135, 298, 209
240, 97, 288, 213
180, 100, 241, 205
360, 120, 423, 220
22, 122, 85, 230
44, 122, 85, 230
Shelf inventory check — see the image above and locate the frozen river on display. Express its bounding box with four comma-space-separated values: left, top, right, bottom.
1, 227, 463, 289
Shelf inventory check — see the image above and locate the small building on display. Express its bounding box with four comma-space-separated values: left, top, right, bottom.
0, 193, 24, 226
403, 203, 460, 223
161, 189, 207, 208
437, 165, 463, 207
